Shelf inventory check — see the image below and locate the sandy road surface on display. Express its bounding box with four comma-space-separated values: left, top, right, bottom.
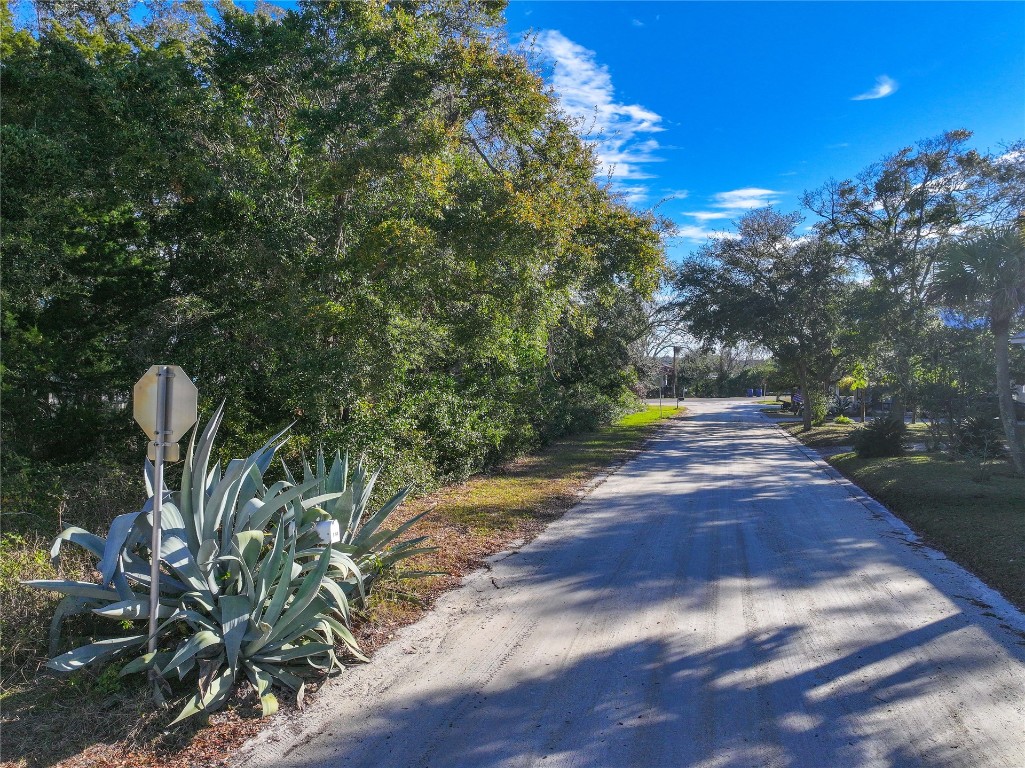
235, 399, 1025, 768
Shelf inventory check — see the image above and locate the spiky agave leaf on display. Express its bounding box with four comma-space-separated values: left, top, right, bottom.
30, 407, 399, 726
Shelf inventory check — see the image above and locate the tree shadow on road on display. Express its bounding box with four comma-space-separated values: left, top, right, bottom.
291, 612, 1002, 768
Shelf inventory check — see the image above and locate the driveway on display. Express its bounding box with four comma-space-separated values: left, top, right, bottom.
235, 399, 1025, 768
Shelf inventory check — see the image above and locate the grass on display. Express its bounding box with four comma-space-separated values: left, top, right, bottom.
0, 404, 684, 768
829, 452, 1025, 611
781, 419, 931, 448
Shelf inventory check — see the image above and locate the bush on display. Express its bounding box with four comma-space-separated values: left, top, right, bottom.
1, 533, 62, 672
808, 391, 829, 427
828, 394, 855, 418
852, 417, 907, 458
834, 415, 853, 425
954, 414, 1005, 459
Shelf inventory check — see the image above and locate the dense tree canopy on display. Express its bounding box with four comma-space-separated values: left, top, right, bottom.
1, 0, 666, 487
803, 130, 993, 412
932, 225, 1025, 474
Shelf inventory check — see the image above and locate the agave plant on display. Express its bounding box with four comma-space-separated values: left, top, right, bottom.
284, 448, 438, 596
26, 404, 432, 723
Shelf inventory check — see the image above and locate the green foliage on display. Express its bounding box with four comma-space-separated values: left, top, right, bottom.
954, 413, 1006, 459
1, 0, 664, 495
25, 407, 428, 724
839, 362, 869, 394
808, 391, 829, 427
674, 209, 849, 430
932, 225, 1025, 475
852, 417, 907, 458
834, 415, 853, 425
1, 532, 62, 667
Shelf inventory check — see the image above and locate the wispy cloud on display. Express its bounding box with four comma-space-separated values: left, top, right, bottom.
631, 18, 644, 27
710, 188, 779, 210
687, 211, 732, 222
675, 225, 739, 241
851, 75, 898, 101
533, 30, 664, 199
677, 187, 781, 242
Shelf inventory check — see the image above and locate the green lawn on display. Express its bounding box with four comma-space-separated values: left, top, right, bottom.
829, 452, 1025, 610
782, 419, 930, 447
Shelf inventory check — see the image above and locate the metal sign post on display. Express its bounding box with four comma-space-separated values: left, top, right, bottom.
147, 368, 170, 655
133, 365, 198, 661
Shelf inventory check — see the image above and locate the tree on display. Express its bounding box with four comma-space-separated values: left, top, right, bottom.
804, 130, 990, 417
839, 361, 870, 422
932, 225, 1025, 475
1, 0, 667, 483
0, 7, 213, 460
674, 208, 849, 430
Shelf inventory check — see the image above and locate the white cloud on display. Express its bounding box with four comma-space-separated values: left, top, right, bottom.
618, 185, 650, 205
631, 18, 644, 27
676, 187, 782, 242
533, 30, 664, 198
995, 149, 1025, 165
674, 225, 740, 242
710, 187, 780, 210
660, 188, 690, 200
851, 75, 898, 101
686, 211, 733, 222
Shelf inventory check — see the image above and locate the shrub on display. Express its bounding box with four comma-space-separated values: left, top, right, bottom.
25, 404, 432, 724
852, 417, 907, 458
954, 414, 1005, 459
808, 391, 829, 427
834, 415, 853, 425
1, 533, 62, 671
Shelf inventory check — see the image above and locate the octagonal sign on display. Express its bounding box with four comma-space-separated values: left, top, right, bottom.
133, 365, 199, 443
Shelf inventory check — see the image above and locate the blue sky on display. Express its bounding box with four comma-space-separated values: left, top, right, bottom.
503, 1, 1025, 260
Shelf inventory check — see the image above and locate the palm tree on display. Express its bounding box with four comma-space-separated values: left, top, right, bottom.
932, 224, 1025, 475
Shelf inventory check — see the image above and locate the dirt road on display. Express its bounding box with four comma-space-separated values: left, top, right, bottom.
235, 399, 1025, 768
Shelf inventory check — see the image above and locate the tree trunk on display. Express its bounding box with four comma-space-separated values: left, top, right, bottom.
860, 389, 866, 423
890, 395, 904, 424
994, 322, 1025, 476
